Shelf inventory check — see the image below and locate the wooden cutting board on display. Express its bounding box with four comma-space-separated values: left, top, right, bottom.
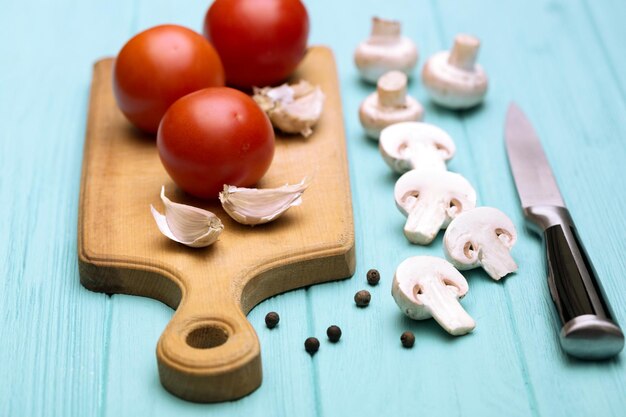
78, 46, 355, 403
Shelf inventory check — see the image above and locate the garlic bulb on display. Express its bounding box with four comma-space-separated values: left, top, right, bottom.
219, 178, 311, 226
253, 81, 325, 137
150, 186, 223, 248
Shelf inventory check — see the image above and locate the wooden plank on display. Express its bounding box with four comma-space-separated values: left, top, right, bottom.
431, 0, 626, 416
0, 0, 137, 416
104, 293, 319, 417
304, 1, 536, 416
305, 0, 626, 416
581, 0, 626, 103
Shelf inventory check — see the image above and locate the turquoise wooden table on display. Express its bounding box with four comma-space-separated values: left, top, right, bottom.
1, 0, 625, 415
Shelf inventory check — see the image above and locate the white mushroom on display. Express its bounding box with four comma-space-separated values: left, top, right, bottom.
394, 170, 476, 245
354, 17, 419, 83
422, 34, 488, 109
443, 207, 518, 280
359, 71, 424, 139
253, 80, 325, 137
392, 256, 476, 336
379, 122, 456, 173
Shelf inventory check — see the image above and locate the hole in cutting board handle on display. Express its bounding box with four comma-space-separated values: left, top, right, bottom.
186, 324, 229, 349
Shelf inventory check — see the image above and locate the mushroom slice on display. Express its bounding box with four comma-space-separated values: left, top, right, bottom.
150, 186, 223, 248
392, 256, 476, 336
354, 17, 419, 83
379, 122, 456, 173
422, 34, 488, 109
359, 71, 424, 140
253, 80, 325, 137
444, 207, 518, 280
219, 177, 311, 226
394, 170, 476, 245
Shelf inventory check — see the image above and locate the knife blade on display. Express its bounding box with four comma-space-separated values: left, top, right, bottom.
505, 102, 624, 360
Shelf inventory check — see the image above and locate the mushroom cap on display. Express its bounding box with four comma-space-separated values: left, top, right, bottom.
354, 37, 419, 84
422, 51, 488, 109
359, 94, 423, 139
392, 256, 469, 320
394, 170, 477, 220
379, 122, 456, 173
443, 207, 518, 275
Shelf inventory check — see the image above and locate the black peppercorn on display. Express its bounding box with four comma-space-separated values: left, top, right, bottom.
327, 325, 342, 343
366, 269, 380, 286
304, 337, 320, 355
354, 290, 371, 307
265, 312, 280, 329
401, 331, 415, 348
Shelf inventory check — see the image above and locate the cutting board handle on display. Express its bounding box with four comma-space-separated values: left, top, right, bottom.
155, 291, 262, 403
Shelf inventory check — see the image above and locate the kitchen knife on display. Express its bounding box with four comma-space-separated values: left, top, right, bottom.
504, 102, 624, 360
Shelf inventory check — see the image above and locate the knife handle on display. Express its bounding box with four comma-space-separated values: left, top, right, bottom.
525, 205, 624, 360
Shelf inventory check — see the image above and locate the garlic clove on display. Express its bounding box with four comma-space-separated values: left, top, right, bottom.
253, 81, 325, 137
219, 177, 311, 226
151, 186, 223, 248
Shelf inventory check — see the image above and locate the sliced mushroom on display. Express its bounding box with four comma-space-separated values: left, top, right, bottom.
443, 207, 518, 280
392, 256, 476, 336
359, 71, 424, 139
394, 170, 476, 245
379, 122, 456, 173
354, 17, 419, 83
422, 34, 488, 109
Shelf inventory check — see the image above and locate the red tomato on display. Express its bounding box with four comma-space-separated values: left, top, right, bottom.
157, 88, 275, 199
203, 0, 309, 88
113, 25, 225, 133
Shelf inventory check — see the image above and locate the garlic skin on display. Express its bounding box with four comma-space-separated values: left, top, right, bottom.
219, 178, 311, 226
150, 186, 223, 248
253, 81, 325, 137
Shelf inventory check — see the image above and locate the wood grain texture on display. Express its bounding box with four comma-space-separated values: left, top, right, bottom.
310, 4, 537, 416
0, 0, 136, 416
101, 2, 322, 414
1, 0, 626, 416
436, 1, 626, 414
78, 48, 355, 402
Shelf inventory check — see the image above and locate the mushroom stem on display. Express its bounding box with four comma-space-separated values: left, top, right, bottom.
404, 199, 446, 244
448, 34, 480, 71
407, 143, 448, 171
479, 245, 518, 280
377, 71, 408, 107
419, 277, 476, 336
370, 17, 401, 41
